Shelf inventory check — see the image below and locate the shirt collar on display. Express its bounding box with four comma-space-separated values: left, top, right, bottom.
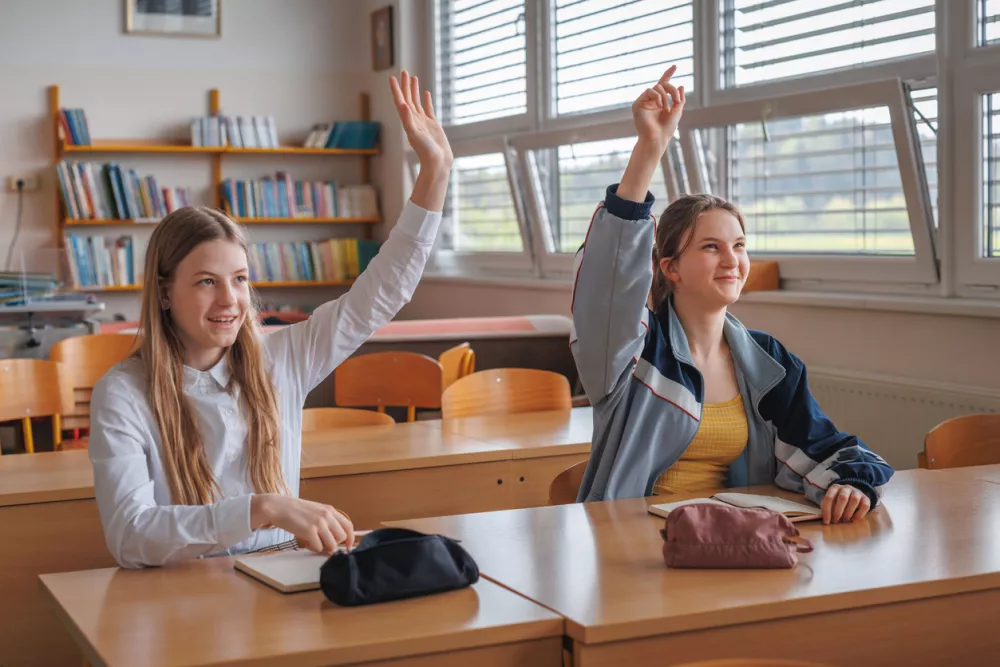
182, 355, 232, 392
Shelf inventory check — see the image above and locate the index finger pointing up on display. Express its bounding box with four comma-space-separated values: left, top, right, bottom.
657, 65, 678, 86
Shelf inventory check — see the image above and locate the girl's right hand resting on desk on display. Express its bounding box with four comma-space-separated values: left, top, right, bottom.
250, 494, 355, 554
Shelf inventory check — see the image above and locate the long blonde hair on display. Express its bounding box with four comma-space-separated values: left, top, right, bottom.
136, 206, 287, 505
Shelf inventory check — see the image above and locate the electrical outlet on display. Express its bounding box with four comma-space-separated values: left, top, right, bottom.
6, 175, 39, 192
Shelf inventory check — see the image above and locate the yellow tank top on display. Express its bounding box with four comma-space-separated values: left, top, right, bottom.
653, 394, 748, 495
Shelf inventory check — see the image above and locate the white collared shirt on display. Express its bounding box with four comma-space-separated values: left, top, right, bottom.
89, 201, 441, 568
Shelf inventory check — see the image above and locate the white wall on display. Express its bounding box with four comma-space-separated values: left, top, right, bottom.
0, 0, 369, 320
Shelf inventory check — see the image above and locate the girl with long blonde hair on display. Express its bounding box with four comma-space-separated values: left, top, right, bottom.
90, 73, 452, 568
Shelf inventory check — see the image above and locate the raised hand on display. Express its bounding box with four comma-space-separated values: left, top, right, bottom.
631, 65, 686, 153
390, 71, 453, 171
617, 65, 686, 203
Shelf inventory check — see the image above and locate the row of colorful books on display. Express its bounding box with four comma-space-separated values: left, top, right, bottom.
192, 115, 279, 148
0, 272, 60, 304
57, 161, 191, 220
248, 238, 379, 283
220, 174, 379, 219
64, 234, 137, 288
58, 108, 92, 146
303, 121, 381, 149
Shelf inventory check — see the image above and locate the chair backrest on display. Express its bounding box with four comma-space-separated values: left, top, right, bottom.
0, 359, 74, 453
441, 368, 572, 419
302, 407, 396, 431
438, 342, 472, 391
921, 413, 1000, 469
548, 459, 589, 505
335, 351, 443, 422
49, 333, 136, 429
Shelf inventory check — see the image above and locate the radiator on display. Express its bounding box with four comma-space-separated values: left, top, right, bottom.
809, 367, 1000, 471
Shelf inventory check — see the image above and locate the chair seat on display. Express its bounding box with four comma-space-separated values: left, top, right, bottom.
58, 437, 89, 451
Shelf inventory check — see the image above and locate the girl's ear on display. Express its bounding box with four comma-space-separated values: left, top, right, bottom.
159, 282, 171, 311
659, 256, 679, 284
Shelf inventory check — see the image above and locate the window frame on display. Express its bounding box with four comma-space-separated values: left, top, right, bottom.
508, 119, 670, 278
680, 79, 939, 286
951, 57, 1000, 292
420, 0, 1000, 300
424, 137, 537, 277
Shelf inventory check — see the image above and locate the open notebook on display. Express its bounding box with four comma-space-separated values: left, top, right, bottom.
234, 531, 370, 593
648, 492, 822, 523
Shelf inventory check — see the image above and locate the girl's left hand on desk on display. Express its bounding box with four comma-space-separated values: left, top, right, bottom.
821, 483, 871, 525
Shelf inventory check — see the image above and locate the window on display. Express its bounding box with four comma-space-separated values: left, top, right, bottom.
983, 93, 1000, 258
911, 87, 938, 226
440, 153, 524, 252
979, 0, 1000, 46
436, 0, 527, 126
720, 0, 936, 87
729, 106, 914, 255
531, 138, 669, 254
683, 80, 937, 283
552, 0, 694, 116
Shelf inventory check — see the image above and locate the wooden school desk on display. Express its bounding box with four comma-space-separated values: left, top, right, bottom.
0, 450, 116, 667
300, 409, 592, 528
924, 462, 1000, 485
1, 408, 592, 667
39, 557, 565, 667
389, 468, 1000, 667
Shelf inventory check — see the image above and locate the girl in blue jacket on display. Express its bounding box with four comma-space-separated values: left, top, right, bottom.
571, 65, 892, 524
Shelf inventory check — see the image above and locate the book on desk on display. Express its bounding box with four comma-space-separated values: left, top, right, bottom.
648, 492, 822, 523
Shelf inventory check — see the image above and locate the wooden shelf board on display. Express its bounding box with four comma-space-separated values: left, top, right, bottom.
64, 218, 378, 226
60, 141, 377, 156
61, 140, 224, 154
68, 280, 355, 292
226, 147, 379, 156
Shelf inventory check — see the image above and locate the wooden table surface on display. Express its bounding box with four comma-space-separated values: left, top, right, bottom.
388, 469, 1000, 646
441, 407, 593, 459
0, 449, 95, 506
926, 463, 1000, 485
0, 408, 594, 505
39, 557, 564, 667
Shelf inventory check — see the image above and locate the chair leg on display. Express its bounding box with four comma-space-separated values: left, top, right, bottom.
53, 414, 63, 450
22, 417, 34, 454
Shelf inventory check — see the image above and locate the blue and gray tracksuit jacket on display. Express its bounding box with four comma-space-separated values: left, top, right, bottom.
571, 185, 893, 505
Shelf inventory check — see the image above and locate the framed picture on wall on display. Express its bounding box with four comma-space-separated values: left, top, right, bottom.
125, 0, 221, 38
371, 6, 394, 71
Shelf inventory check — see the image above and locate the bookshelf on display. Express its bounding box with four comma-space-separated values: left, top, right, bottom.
50, 85, 379, 294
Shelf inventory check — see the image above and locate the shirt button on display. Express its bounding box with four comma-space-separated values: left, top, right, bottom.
225, 407, 235, 416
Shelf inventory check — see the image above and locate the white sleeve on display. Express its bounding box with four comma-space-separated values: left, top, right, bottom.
263, 200, 441, 397
89, 376, 254, 569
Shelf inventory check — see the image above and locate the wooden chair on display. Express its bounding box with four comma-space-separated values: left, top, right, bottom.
438, 342, 475, 391
441, 368, 572, 419
49, 333, 136, 443
302, 407, 395, 431
548, 459, 588, 505
335, 351, 443, 422
672, 660, 834, 667
0, 359, 74, 454
918, 414, 1000, 469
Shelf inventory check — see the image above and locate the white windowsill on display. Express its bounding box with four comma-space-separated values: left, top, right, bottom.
419, 274, 1000, 319
737, 291, 1000, 319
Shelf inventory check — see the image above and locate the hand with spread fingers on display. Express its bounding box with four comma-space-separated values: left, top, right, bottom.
390, 71, 453, 212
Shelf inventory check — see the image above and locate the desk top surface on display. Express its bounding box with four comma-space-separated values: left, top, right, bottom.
39, 556, 563, 667
388, 468, 1000, 644
1, 409, 594, 505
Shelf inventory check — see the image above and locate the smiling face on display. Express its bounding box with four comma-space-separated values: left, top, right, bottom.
659, 208, 749, 309
164, 239, 251, 371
